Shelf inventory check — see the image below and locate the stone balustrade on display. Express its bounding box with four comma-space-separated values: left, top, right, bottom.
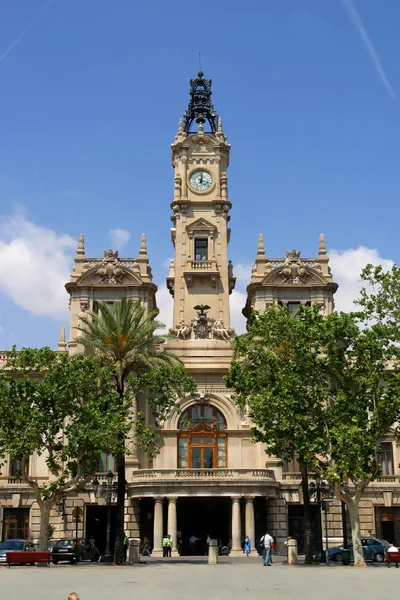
131, 468, 275, 481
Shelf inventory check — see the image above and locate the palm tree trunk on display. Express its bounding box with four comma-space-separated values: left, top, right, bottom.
114, 441, 126, 565
114, 383, 126, 565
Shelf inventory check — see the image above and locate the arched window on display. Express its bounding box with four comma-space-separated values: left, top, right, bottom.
178, 404, 227, 469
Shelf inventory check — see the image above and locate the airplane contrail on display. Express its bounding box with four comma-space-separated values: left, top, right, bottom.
0, 1, 53, 65
341, 0, 395, 99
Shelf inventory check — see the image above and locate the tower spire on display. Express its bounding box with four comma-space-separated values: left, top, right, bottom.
182, 71, 219, 134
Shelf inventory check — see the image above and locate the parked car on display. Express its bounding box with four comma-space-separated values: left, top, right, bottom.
0, 539, 35, 563
51, 538, 100, 565
328, 537, 390, 563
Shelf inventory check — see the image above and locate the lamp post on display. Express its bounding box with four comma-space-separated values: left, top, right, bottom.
91, 470, 117, 563
309, 479, 334, 564
56, 496, 67, 522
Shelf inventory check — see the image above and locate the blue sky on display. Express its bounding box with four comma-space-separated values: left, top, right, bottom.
0, 0, 399, 348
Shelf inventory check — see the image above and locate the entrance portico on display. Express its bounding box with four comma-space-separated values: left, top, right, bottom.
128, 468, 278, 557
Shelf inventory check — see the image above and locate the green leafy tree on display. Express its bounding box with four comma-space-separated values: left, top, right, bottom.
77, 298, 194, 564
0, 348, 128, 552
227, 305, 400, 567
226, 305, 328, 564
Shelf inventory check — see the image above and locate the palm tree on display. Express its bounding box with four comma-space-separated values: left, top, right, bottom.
77, 297, 177, 564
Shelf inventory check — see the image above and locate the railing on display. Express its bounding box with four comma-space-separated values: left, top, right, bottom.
131, 468, 275, 481
375, 475, 400, 483
267, 258, 318, 269
282, 472, 302, 481
84, 258, 139, 269
189, 260, 216, 270
6, 477, 25, 484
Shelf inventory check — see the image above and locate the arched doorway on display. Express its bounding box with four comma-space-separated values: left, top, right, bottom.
178, 404, 227, 469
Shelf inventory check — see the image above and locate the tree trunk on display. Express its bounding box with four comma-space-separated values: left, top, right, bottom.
347, 495, 366, 567
300, 464, 314, 564
114, 381, 126, 565
114, 444, 126, 565
35, 499, 51, 567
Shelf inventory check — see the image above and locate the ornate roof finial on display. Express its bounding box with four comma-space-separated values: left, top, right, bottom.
319, 233, 327, 256
178, 118, 184, 133
217, 118, 223, 133
57, 326, 67, 353
139, 233, 147, 255
257, 233, 265, 256
76, 233, 85, 256
182, 71, 219, 134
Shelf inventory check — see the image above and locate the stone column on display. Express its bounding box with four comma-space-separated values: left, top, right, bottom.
245, 497, 255, 552
167, 497, 179, 555
231, 496, 242, 556
152, 497, 164, 557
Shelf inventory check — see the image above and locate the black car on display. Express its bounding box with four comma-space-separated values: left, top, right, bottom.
52, 538, 99, 564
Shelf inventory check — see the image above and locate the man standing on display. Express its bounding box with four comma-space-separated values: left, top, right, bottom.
260, 531, 273, 566
166, 534, 172, 557
162, 535, 169, 557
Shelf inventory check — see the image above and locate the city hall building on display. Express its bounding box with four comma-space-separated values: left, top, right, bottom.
1, 72, 399, 556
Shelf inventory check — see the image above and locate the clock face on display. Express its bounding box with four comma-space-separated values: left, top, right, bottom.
190, 170, 212, 192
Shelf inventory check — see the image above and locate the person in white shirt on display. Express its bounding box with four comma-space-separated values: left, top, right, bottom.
387, 543, 399, 552
260, 532, 273, 566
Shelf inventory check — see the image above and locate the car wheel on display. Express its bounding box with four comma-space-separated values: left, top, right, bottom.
334, 553, 342, 563
91, 553, 99, 562
52, 560, 58, 565
375, 553, 384, 563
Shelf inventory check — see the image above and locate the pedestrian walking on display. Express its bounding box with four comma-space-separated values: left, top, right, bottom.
260, 531, 273, 566
123, 533, 129, 563
244, 535, 251, 556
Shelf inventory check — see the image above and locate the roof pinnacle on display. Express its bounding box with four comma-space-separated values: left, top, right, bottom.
76, 233, 85, 256
257, 233, 265, 256
57, 326, 67, 353
139, 233, 147, 256
319, 233, 327, 256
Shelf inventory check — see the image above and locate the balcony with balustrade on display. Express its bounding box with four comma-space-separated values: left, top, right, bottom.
127, 467, 278, 497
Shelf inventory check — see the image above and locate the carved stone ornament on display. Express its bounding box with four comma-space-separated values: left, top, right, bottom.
210, 318, 234, 341
95, 249, 124, 284
169, 319, 193, 340
281, 250, 309, 285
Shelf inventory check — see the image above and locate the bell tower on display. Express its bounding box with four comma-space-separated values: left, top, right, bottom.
166, 71, 236, 341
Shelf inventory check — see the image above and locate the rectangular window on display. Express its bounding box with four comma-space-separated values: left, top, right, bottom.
97, 451, 115, 473
283, 458, 301, 473
380, 442, 394, 476
2, 508, 30, 541
194, 238, 208, 261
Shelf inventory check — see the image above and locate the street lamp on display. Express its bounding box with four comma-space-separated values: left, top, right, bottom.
309, 478, 334, 564
56, 496, 67, 522
91, 470, 117, 563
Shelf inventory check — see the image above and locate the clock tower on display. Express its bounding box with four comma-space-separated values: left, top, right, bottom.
166, 71, 236, 339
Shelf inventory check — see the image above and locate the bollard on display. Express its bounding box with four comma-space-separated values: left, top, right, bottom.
128, 538, 141, 564
287, 539, 298, 565
208, 539, 219, 565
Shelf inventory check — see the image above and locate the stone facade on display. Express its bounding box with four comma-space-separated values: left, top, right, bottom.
0, 71, 399, 555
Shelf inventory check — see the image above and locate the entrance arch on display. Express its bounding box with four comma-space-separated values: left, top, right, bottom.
178, 404, 227, 469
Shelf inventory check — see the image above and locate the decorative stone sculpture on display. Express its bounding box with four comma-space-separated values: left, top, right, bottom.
96, 250, 124, 284
211, 319, 234, 341
281, 250, 308, 285
169, 319, 193, 340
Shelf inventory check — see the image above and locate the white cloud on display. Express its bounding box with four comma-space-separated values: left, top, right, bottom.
156, 286, 173, 332
230, 290, 247, 334
329, 246, 394, 313
109, 228, 131, 249
234, 263, 252, 284
0, 211, 75, 319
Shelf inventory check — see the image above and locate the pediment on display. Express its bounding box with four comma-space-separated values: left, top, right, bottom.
261, 265, 328, 287
76, 264, 143, 287
187, 218, 216, 234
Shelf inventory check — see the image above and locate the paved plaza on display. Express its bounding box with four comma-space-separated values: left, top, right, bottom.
1, 557, 400, 600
